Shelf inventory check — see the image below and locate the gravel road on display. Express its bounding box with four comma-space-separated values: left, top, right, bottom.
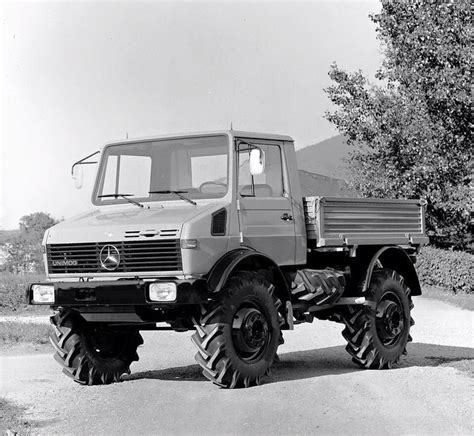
1, 297, 473, 435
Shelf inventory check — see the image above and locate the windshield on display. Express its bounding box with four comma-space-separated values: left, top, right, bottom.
94, 135, 229, 205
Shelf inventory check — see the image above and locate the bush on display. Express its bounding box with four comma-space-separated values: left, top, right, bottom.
416, 246, 473, 294
0, 272, 45, 312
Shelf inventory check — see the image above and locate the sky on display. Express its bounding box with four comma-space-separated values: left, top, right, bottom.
1, 0, 381, 229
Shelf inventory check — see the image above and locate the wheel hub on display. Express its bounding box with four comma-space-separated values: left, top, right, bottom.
376, 298, 404, 342
88, 328, 125, 359
233, 307, 269, 357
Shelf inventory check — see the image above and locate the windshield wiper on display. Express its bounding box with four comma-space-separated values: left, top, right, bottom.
149, 190, 197, 206
98, 194, 144, 208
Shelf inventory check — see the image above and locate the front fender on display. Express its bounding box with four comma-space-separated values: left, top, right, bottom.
206, 248, 291, 303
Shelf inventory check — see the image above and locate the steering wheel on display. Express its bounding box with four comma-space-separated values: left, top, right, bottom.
199, 181, 227, 193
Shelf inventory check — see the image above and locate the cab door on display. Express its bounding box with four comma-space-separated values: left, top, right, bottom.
236, 140, 296, 265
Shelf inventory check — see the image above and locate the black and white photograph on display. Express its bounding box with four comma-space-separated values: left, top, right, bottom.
0, 0, 472, 434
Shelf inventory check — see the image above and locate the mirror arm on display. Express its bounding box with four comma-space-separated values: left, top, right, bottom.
235, 139, 256, 152
71, 150, 100, 175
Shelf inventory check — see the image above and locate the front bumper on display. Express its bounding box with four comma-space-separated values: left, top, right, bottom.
27, 279, 209, 307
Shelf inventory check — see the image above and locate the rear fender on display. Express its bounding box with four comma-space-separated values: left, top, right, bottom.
362, 246, 422, 296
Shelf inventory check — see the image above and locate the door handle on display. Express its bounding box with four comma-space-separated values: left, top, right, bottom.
281, 213, 293, 221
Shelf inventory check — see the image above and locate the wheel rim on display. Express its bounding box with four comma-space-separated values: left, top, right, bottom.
87, 328, 127, 360
232, 304, 270, 362
375, 291, 406, 347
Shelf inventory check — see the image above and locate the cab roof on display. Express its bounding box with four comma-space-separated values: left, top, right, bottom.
106, 130, 294, 146
228, 130, 294, 142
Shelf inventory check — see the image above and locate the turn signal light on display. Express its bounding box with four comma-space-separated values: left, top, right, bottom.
180, 239, 198, 249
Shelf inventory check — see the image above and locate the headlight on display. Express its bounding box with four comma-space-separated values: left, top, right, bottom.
31, 284, 55, 304
148, 282, 177, 302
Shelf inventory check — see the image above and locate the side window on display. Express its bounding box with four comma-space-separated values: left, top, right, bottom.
238, 144, 284, 198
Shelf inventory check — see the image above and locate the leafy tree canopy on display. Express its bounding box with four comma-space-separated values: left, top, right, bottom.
2, 212, 59, 273
324, 0, 472, 250
19, 212, 59, 236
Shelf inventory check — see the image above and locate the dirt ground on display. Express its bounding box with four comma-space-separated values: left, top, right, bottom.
1, 296, 473, 435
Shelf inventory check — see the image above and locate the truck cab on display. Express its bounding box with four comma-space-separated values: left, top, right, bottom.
44, 131, 306, 279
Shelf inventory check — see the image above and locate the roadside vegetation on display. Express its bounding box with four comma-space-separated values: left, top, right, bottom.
417, 246, 473, 311
421, 286, 473, 312
0, 272, 51, 350
0, 272, 47, 313
0, 321, 50, 347
417, 247, 473, 295
0, 213, 52, 347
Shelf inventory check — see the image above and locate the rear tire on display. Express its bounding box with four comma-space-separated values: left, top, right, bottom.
341, 268, 414, 369
191, 272, 284, 388
49, 310, 143, 385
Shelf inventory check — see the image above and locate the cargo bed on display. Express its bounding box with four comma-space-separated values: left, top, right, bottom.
303, 197, 429, 248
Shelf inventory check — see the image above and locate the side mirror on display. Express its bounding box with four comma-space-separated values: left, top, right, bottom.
72, 165, 83, 189
249, 148, 265, 176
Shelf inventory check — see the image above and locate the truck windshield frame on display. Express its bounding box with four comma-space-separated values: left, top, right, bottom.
92, 134, 230, 206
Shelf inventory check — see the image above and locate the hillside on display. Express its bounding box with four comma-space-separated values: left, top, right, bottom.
298, 170, 355, 198
296, 134, 350, 180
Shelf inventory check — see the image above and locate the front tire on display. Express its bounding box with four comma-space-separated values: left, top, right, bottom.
341, 268, 414, 369
49, 310, 143, 385
191, 272, 284, 388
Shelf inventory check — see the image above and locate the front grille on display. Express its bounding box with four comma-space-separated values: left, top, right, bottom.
47, 240, 182, 274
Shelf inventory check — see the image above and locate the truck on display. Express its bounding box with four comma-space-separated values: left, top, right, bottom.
28, 130, 429, 388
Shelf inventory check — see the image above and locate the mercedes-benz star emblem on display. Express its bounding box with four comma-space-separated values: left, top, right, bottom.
99, 245, 120, 271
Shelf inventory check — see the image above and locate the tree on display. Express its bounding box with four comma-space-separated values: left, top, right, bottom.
324, 0, 472, 250
19, 212, 58, 236
2, 212, 59, 273
3, 232, 44, 273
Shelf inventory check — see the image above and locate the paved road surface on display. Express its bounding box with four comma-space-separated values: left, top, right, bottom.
1, 297, 473, 434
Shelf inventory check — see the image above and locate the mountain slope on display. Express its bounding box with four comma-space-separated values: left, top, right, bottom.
296, 134, 350, 180
298, 170, 355, 198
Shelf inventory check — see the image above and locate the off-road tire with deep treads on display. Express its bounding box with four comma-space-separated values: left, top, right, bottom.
191, 272, 285, 388
49, 310, 143, 385
341, 268, 414, 369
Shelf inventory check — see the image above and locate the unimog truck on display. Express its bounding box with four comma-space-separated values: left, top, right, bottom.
28, 131, 429, 388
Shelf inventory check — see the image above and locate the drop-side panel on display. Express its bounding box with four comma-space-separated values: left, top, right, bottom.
303, 197, 429, 247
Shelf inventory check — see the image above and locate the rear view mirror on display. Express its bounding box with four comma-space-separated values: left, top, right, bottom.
72, 165, 83, 189
249, 148, 265, 176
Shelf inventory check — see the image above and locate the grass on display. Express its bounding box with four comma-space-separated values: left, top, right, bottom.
0, 271, 46, 313
0, 322, 50, 347
421, 285, 474, 311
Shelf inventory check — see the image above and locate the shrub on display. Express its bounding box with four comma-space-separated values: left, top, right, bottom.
416, 246, 473, 294
0, 272, 45, 312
